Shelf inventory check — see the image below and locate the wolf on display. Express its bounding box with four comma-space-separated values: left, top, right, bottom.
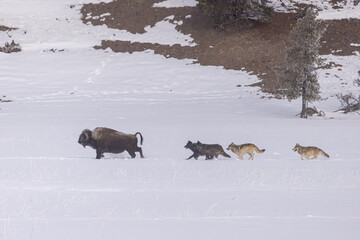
195, 141, 231, 159
292, 143, 329, 160
185, 141, 231, 160
184, 141, 205, 160
226, 143, 265, 160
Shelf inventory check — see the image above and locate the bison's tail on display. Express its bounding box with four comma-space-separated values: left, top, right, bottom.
135, 132, 144, 145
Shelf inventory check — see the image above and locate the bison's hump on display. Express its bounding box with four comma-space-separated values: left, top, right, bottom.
91, 127, 135, 143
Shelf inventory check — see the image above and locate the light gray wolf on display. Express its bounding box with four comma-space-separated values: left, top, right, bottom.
226, 143, 265, 160
292, 143, 329, 160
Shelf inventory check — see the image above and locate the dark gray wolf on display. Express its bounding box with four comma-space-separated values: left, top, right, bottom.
185, 141, 230, 160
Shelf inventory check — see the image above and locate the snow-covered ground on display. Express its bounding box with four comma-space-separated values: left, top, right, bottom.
0, 1, 359, 240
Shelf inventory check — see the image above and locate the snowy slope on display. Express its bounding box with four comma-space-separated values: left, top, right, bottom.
271, 0, 360, 19
0, 1, 359, 240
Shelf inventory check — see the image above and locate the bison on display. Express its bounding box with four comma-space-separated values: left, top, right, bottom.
78, 127, 144, 159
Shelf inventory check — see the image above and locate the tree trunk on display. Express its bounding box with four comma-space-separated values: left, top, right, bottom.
300, 84, 307, 118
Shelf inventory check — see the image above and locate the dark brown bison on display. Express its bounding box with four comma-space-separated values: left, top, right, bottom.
78, 127, 144, 159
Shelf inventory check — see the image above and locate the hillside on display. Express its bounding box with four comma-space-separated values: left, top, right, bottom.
81, 0, 360, 91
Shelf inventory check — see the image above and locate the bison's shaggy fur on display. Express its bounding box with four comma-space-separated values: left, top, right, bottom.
78, 127, 144, 159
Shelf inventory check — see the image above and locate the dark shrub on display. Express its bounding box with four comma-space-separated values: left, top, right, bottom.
197, 0, 273, 30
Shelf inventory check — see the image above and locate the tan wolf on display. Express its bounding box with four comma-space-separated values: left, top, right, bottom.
292, 143, 329, 160
226, 143, 265, 160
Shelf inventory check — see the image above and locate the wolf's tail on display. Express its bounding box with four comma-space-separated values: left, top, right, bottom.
321, 150, 329, 158
135, 132, 144, 145
221, 149, 231, 158
255, 146, 265, 154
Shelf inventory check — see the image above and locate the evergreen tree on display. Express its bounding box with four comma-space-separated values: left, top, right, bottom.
280, 7, 326, 118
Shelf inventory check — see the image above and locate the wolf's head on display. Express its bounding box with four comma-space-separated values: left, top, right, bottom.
292, 143, 301, 152
226, 142, 236, 151
184, 141, 195, 149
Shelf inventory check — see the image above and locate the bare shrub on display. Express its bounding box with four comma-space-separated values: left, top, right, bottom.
0, 40, 21, 53
354, 70, 360, 87
295, 106, 326, 117
335, 93, 360, 114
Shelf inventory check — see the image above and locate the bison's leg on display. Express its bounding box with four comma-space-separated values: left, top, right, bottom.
136, 146, 144, 158
96, 149, 104, 159
127, 150, 136, 158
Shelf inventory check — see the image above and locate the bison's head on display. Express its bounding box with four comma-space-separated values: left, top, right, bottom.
78, 129, 93, 148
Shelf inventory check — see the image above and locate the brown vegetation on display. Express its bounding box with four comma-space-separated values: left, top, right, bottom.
0, 25, 16, 31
